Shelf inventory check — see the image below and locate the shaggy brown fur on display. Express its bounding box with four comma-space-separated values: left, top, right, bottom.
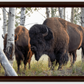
15, 26, 33, 71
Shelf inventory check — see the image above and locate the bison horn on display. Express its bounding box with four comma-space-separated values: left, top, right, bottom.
42, 27, 48, 37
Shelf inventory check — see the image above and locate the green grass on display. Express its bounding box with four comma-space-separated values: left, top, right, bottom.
0, 55, 84, 76
0, 64, 5, 76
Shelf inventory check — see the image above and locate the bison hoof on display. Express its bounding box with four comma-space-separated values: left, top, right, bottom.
58, 67, 62, 70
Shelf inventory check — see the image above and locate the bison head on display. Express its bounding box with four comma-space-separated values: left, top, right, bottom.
29, 24, 53, 61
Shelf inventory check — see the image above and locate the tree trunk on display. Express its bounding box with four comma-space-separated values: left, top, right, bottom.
81, 8, 84, 27
64, 8, 65, 19
51, 7, 57, 17
46, 7, 52, 67
2, 8, 7, 38
6, 8, 15, 64
46, 7, 49, 18
20, 7, 25, 26
0, 48, 17, 76
58, 7, 65, 19
51, 8, 54, 17
81, 8, 84, 62
5, 8, 15, 76
71, 8, 74, 23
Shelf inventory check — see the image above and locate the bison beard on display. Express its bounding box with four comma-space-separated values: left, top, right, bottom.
29, 19, 69, 70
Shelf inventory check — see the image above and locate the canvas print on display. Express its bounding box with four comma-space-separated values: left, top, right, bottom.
0, 7, 84, 76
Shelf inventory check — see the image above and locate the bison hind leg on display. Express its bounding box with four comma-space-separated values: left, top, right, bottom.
82, 46, 84, 62
17, 60, 21, 73
70, 51, 77, 67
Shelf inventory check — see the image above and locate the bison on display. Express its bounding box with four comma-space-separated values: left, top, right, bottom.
3, 26, 33, 72
29, 17, 84, 70
15, 26, 33, 72
29, 17, 69, 70
58, 18, 84, 66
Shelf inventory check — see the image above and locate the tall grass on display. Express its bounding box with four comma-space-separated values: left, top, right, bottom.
0, 55, 84, 76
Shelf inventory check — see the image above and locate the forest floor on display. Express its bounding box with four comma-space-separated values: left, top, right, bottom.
0, 49, 84, 76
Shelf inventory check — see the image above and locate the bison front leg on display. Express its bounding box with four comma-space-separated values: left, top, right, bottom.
58, 61, 63, 70
24, 64, 26, 70
48, 57, 52, 68
50, 61, 56, 70
17, 60, 21, 73
48, 53, 56, 70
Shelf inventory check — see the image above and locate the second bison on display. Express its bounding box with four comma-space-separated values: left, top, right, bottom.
3, 26, 33, 72
15, 26, 33, 72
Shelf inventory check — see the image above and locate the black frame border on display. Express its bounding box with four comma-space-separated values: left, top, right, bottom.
0, 2, 84, 7
0, 1, 84, 82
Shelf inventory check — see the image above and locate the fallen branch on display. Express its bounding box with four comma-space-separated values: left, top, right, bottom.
0, 48, 18, 76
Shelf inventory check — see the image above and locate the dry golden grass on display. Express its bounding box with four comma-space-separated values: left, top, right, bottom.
0, 50, 84, 76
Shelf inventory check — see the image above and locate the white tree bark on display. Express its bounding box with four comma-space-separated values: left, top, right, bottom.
6, 8, 15, 64
20, 7, 25, 26
2, 8, 7, 38
5, 8, 15, 76
64, 8, 65, 20
81, 8, 84, 62
0, 48, 17, 76
81, 8, 84, 27
58, 7, 65, 19
46, 7, 49, 18
71, 8, 74, 23
51, 7, 54, 17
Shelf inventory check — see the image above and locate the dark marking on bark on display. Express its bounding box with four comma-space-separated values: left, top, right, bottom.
12, 34, 14, 36
6, 43, 14, 60
8, 38, 13, 41
2, 34, 4, 39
